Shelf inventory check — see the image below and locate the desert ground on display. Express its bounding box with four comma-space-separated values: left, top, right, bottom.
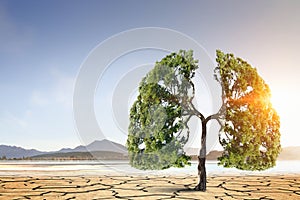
0, 174, 299, 200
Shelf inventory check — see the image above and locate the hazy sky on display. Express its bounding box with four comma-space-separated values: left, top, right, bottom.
0, 0, 299, 151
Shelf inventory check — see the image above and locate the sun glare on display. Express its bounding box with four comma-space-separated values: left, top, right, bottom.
270, 90, 284, 116
269, 87, 300, 147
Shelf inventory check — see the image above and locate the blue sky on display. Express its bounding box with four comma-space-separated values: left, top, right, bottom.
0, 0, 300, 151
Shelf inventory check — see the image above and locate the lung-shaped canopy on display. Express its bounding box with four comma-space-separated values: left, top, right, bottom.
215, 50, 281, 170
127, 50, 198, 170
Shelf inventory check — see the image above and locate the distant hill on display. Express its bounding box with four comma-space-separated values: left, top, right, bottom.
0, 145, 44, 159
185, 147, 222, 160
0, 139, 127, 159
1, 141, 299, 161
189, 150, 223, 161
206, 150, 223, 160
57, 139, 127, 155
31, 151, 128, 160
278, 146, 300, 160
187, 147, 300, 161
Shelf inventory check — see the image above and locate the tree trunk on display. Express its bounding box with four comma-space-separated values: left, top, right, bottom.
195, 120, 207, 191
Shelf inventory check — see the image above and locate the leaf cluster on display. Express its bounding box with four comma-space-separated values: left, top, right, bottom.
215, 50, 281, 170
126, 50, 198, 170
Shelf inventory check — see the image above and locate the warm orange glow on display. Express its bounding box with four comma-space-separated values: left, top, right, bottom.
227, 91, 270, 106
270, 91, 284, 114
269, 87, 300, 147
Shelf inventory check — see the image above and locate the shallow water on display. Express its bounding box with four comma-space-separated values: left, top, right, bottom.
0, 160, 299, 176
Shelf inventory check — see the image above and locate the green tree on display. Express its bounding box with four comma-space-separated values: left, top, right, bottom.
126, 50, 281, 191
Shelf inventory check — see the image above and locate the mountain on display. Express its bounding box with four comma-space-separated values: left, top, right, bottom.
30, 151, 128, 160
0, 139, 127, 159
278, 146, 300, 160
0, 145, 44, 159
57, 139, 127, 155
186, 147, 300, 161
184, 147, 198, 156
206, 150, 223, 160
1, 141, 299, 160
189, 150, 223, 161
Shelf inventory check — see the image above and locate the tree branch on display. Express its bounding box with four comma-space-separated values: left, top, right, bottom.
189, 102, 205, 121
176, 114, 193, 142
205, 113, 220, 124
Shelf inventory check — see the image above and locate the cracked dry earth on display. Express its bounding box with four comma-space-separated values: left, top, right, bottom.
0, 175, 299, 200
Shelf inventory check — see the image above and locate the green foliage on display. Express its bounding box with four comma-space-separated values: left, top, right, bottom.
127, 50, 198, 170
215, 50, 281, 170
127, 49, 281, 172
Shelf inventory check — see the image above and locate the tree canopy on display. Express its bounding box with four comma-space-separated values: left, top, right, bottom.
215, 50, 281, 170
127, 50, 199, 169
126, 49, 281, 173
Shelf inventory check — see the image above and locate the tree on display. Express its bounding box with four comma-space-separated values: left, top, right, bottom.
126, 50, 281, 191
